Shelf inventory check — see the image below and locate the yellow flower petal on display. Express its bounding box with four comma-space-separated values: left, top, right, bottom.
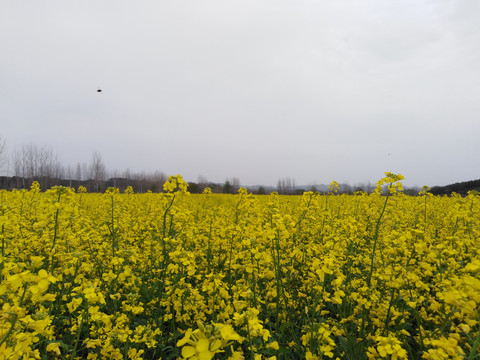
182, 346, 196, 358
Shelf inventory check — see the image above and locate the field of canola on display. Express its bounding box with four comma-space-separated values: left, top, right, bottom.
1, 173, 479, 360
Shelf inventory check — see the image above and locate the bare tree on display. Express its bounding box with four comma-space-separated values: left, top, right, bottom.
12, 144, 37, 187
82, 163, 89, 181
277, 177, 295, 194
231, 177, 240, 193
110, 169, 121, 179
64, 165, 74, 180
132, 171, 146, 192
197, 175, 208, 192
38, 145, 62, 187
11, 143, 62, 188
150, 170, 166, 192
75, 163, 83, 181
341, 183, 353, 194
0, 136, 6, 176
90, 152, 107, 192
12, 147, 26, 188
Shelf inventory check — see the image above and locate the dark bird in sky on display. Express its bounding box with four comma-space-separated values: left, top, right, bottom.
97, 88, 102, 93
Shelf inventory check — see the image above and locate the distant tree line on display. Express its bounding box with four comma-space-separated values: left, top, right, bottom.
0, 137, 245, 193
0, 138, 171, 193
1, 137, 476, 195
430, 179, 480, 196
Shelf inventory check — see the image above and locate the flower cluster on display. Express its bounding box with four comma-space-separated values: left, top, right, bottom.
163, 174, 189, 194
177, 321, 243, 359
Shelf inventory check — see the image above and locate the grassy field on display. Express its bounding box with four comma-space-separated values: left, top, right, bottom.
1, 174, 479, 359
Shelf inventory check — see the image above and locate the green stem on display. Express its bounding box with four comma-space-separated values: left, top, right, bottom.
467, 325, 480, 360
71, 311, 86, 358
163, 194, 175, 238
367, 192, 390, 287
1, 191, 5, 256
111, 194, 116, 259
1, 223, 4, 257
51, 192, 61, 274
381, 288, 397, 336
424, 195, 427, 233
246, 321, 256, 359
0, 287, 27, 348
0, 313, 18, 348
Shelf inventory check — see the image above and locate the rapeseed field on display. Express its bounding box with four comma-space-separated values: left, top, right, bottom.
0, 174, 479, 359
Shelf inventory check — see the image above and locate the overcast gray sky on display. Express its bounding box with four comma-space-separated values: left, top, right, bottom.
1, 0, 479, 187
